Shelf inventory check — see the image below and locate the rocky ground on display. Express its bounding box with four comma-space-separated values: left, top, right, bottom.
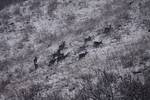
0, 0, 150, 100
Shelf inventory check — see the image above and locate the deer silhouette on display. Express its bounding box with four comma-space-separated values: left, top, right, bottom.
132, 70, 142, 74
48, 51, 60, 66
57, 53, 69, 63
58, 41, 65, 51
78, 51, 88, 60
129, 1, 134, 5
48, 58, 56, 66
84, 36, 92, 43
93, 41, 103, 48
52, 50, 61, 59
103, 25, 112, 34
78, 45, 87, 52
49, 51, 69, 66
34, 56, 38, 70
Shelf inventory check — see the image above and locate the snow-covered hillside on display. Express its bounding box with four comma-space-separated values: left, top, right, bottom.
0, 0, 150, 100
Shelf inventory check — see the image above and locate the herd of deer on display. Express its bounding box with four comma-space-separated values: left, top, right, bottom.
33, 25, 113, 69
33, 39, 103, 69
47, 41, 67, 66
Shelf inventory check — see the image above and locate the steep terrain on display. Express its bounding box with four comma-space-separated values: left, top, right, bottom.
0, 0, 150, 100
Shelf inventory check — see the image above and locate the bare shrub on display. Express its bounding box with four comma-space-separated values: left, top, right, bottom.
0, 79, 10, 93
119, 74, 150, 100
0, 0, 27, 10
19, 84, 42, 100
29, 1, 41, 10
46, 92, 64, 100
47, 0, 58, 17
0, 60, 11, 71
75, 71, 117, 100
74, 70, 150, 100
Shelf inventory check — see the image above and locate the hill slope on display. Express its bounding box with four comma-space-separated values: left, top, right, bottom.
0, 0, 150, 99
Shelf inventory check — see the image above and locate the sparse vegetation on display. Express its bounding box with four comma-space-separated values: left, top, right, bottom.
29, 1, 41, 10
47, 0, 58, 17
0, 0, 27, 10
0, 0, 150, 100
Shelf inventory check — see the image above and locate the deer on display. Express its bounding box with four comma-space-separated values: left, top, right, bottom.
48, 51, 60, 66
84, 36, 92, 43
56, 52, 69, 63
52, 50, 61, 59
78, 45, 87, 52
78, 51, 88, 60
58, 41, 66, 51
93, 40, 103, 48
33, 56, 38, 70
48, 58, 56, 66
103, 25, 112, 34
49, 51, 69, 66
132, 70, 142, 74
128, 1, 134, 5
